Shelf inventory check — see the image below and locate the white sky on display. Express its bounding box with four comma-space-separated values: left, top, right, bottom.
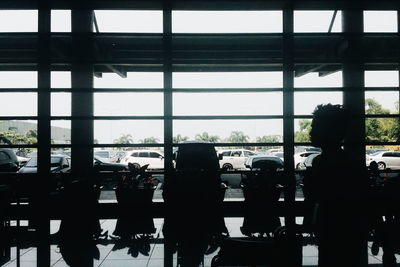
0, 10, 399, 143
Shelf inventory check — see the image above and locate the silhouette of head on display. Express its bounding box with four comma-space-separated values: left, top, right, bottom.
310, 104, 350, 149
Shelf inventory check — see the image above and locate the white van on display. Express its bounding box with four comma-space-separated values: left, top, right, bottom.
121, 150, 164, 169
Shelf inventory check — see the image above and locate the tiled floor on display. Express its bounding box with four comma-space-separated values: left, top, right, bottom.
2, 218, 396, 266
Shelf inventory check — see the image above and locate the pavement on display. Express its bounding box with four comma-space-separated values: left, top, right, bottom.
3, 219, 393, 267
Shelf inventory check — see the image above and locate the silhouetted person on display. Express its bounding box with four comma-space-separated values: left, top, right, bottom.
308, 104, 367, 267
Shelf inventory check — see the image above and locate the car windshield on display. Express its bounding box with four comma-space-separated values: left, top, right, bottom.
25, 157, 62, 167
95, 156, 110, 163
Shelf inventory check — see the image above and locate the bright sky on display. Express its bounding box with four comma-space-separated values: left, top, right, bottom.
0, 10, 399, 143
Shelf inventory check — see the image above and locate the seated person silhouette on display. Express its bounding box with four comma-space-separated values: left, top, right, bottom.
307, 104, 367, 267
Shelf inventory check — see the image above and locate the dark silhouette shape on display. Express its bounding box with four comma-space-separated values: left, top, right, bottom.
306, 104, 368, 267
163, 142, 228, 267
240, 158, 282, 237
112, 163, 156, 238
0, 184, 11, 265
111, 235, 152, 258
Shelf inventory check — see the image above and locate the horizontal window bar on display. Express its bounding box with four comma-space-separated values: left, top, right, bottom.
173, 115, 283, 120
93, 143, 164, 148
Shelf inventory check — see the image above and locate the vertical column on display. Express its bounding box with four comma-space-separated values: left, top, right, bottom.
282, 6, 295, 227
163, 4, 173, 267
37, 3, 51, 266
342, 9, 365, 166
71, 9, 94, 176
342, 9, 368, 266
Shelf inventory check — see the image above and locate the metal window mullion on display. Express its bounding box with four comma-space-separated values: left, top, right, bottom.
71, 9, 94, 177
37, 4, 51, 267
283, 6, 295, 227
163, 5, 174, 267
342, 9, 366, 165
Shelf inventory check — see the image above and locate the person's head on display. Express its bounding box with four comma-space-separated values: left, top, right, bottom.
310, 104, 350, 149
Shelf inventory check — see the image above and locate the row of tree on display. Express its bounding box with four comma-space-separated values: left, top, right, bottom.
294, 99, 400, 143
1, 99, 399, 146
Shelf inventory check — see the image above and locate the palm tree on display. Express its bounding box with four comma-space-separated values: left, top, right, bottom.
195, 132, 220, 143
173, 134, 189, 143
113, 134, 133, 144
228, 131, 249, 143
139, 137, 159, 144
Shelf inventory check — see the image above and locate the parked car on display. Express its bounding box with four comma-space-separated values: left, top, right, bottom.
244, 155, 284, 170
271, 151, 284, 162
121, 150, 164, 169
366, 151, 400, 170
114, 151, 128, 163
366, 148, 387, 155
94, 150, 118, 163
0, 148, 19, 172
18, 155, 71, 173
218, 149, 257, 170
16, 155, 30, 167
294, 151, 320, 169
93, 156, 129, 172
297, 153, 320, 170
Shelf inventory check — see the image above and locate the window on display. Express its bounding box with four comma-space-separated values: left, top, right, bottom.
173, 11, 282, 33
139, 152, 149, 157
132, 152, 139, 157
0, 10, 38, 32
150, 152, 162, 158
364, 11, 398, 32
94, 10, 163, 33
0, 151, 10, 161
294, 11, 342, 32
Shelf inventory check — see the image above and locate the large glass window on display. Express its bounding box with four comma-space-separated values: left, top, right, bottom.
173, 11, 282, 33
94, 10, 163, 33
364, 11, 398, 32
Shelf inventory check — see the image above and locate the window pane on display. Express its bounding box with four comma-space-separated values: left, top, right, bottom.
0, 93, 37, 116
173, 119, 283, 143
173, 72, 282, 88
294, 119, 312, 143
51, 93, 71, 116
364, 11, 398, 32
365, 71, 399, 87
51, 120, 71, 144
0, 10, 38, 32
366, 118, 399, 142
94, 72, 163, 89
173, 92, 282, 116
51, 10, 71, 32
0, 120, 37, 145
294, 92, 343, 115
0, 71, 37, 88
173, 11, 282, 33
294, 11, 342, 32
94, 120, 163, 144
365, 91, 399, 115
94, 10, 162, 33
294, 71, 342, 88
51, 71, 71, 88
94, 93, 163, 116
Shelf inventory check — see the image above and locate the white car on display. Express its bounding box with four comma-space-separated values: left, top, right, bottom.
366, 151, 400, 170
121, 150, 164, 169
218, 149, 257, 170
294, 152, 320, 169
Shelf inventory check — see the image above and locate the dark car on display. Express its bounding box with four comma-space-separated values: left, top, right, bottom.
18, 155, 71, 173
244, 155, 284, 170
93, 156, 128, 172
0, 148, 20, 172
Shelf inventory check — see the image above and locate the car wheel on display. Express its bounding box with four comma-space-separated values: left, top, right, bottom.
222, 163, 233, 170
377, 162, 386, 170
